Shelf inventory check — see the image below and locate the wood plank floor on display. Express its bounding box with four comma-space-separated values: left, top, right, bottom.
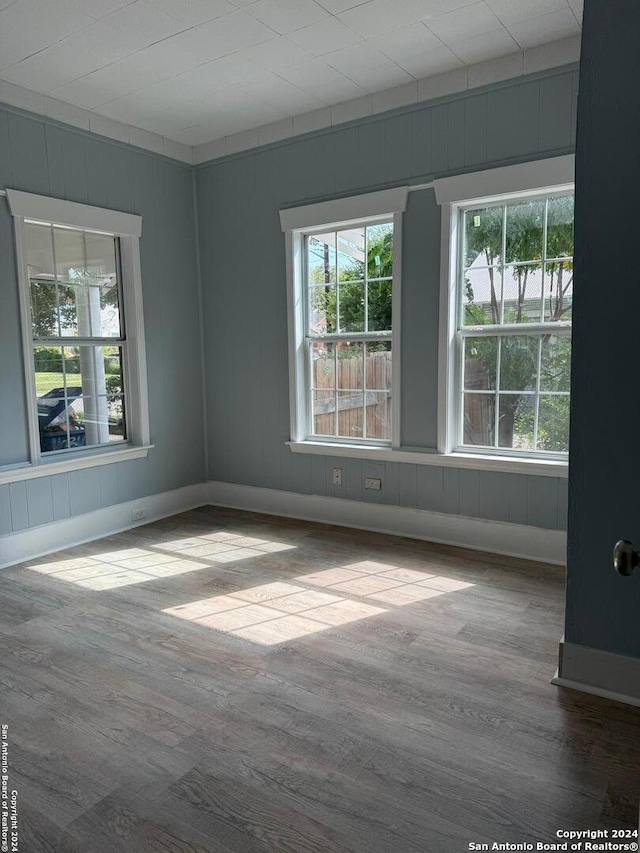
2, 506, 639, 852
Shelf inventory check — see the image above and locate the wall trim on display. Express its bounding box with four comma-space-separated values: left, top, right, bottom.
194, 48, 581, 165
207, 480, 566, 565
433, 154, 575, 205
7, 188, 142, 236
552, 639, 640, 709
279, 186, 408, 232
0, 483, 207, 570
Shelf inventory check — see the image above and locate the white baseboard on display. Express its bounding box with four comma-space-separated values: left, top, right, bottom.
0, 478, 567, 570
552, 639, 640, 708
0, 483, 207, 569
207, 480, 567, 565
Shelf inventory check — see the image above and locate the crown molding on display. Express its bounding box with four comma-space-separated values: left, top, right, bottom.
0, 35, 580, 169
194, 36, 581, 166
0, 78, 194, 165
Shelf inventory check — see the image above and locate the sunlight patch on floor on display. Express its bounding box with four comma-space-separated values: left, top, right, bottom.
163, 581, 386, 645
162, 561, 475, 645
295, 561, 474, 604
26, 533, 296, 590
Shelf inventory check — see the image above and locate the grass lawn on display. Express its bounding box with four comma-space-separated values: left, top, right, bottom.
35, 372, 82, 395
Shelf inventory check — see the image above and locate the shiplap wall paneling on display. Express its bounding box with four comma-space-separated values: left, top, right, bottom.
0, 106, 206, 534
196, 68, 576, 532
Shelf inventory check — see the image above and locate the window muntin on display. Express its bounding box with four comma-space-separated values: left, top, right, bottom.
25, 220, 127, 455
457, 193, 574, 456
305, 220, 393, 443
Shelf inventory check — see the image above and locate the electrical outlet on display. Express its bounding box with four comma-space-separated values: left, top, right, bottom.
131, 508, 146, 522
332, 467, 342, 485
364, 477, 382, 491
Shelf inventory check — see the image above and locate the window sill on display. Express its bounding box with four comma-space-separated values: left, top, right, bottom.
0, 445, 153, 485
286, 441, 568, 478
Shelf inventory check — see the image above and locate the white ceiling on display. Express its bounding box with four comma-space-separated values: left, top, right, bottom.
0, 0, 583, 148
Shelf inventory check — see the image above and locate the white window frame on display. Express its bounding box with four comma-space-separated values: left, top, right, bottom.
2, 189, 152, 484
281, 187, 408, 450
435, 155, 575, 462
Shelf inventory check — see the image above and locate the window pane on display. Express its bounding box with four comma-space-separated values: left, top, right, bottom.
547, 195, 574, 259
336, 344, 364, 439
463, 264, 501, 326
537, 395, 570, 452
365, 390, 391, 441
25, 222, 55, 274
57, 282, 123, 338
336, 342, 364, 391
502, 264, 543, 324
34, 345, 126, 453
365, 342, 391, 390
459, 192, 573, 457
26, 223, 57, 336
310, 341, 336, 392
308, 233, 336, 284
52, 228, 121, 338
540, 335, 571, 392
464, 206, 503, 268
367, 279, 392, 332
543, 260, 573, 322
337, 390, 364, 439
308, 284, 336, 335
367, 222, 393, 278
463, 393, 495, 446
498, 393, 535, 451
338, 282, 364, 332
30, 281, 59, 337
464, 337, 497, 391
364, 339, 391, 440
312, 390, 337, 437
499, 336, 539, 392
338, 227, 365, 282
305, 221, 393, 445
505, 200, 544, 262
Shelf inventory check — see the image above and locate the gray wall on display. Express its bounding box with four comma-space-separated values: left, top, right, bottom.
566, 0, 640, 657
0, 106, 205, 536
196, 66, 577, 531
0, 64, 579, 540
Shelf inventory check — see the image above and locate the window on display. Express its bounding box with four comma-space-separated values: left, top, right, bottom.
436, 156, 575, 462
306, 221, 393, 443
7, 190, 150, 472
281, 188, 408, 448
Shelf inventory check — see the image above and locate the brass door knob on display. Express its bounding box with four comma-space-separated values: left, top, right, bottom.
613, 540, 640, 576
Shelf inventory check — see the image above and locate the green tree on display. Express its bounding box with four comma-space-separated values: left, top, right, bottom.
309, 225, 393, 338
463, 197, 574, 450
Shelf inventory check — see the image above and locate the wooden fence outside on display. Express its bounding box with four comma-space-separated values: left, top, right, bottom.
312, 350, 392, 439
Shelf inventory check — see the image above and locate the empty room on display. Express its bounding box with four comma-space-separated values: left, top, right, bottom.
0, 0, 639, 849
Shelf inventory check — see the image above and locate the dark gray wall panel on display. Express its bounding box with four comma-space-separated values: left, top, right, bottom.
9, 481, 28, 530
0, 111, 11, 189
0, 485, 11, 535
384, 114, 412, 185
538, 71, 575, 154
7, 113, 49, 195
410, 108, 433, 179
25, 478, 53, 527
566, 0, 640, 657
400, 188, 440, 449
51, 474, 70, 521
44, 125, 66, 199
464, 93, 488, 168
